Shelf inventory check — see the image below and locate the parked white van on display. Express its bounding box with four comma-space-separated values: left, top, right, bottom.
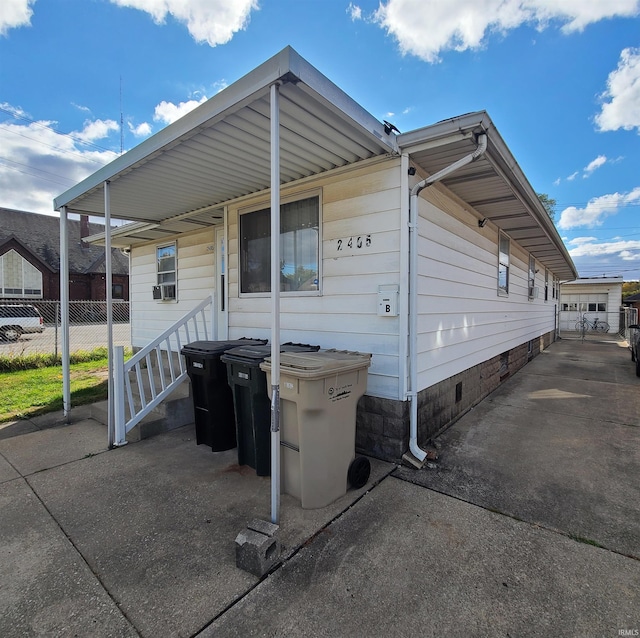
0, 304, 45, 341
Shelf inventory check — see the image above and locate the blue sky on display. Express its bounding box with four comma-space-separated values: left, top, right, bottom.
1, 0, 639, 280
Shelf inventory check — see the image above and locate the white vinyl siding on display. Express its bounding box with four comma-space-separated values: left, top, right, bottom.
130, 230, 215, 348
127, 155, 569, 401
415, 188, 557, 390
228, 160, 403, 399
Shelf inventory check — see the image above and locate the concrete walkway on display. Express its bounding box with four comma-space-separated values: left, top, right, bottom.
1, 336, 638, 637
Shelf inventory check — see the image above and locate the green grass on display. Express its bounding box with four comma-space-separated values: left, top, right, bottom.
0, 347, 114, 372
0, 358, 110, 423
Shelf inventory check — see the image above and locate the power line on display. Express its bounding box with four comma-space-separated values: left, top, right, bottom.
0, 106, 117, 154
0, 155, 77, 185
0, 125, 114, 166
0, 159, 76, 187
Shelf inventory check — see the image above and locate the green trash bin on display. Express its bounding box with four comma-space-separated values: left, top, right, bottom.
181, 339, 266, 451
221, 343, 319, 475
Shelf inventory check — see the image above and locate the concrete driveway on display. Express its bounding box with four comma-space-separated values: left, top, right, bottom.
1, 336, 638, 637
396, 335, 640, 560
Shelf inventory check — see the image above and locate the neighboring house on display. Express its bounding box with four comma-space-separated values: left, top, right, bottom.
55, 47, 576, 462
0, 208, 129, 302
559, 277, 623, 334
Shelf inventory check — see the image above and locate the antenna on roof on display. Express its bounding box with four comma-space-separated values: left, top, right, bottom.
119, 76, 124, 155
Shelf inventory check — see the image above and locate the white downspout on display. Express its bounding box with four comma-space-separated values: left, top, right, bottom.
407, 134, 487, 464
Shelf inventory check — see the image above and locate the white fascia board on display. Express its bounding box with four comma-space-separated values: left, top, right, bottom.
397, 111, 492, 148
54, 46, 396, 212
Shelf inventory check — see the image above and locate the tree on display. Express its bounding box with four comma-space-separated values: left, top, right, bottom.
537, 193, 557, 221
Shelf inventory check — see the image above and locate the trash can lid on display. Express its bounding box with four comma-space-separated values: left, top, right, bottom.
181, 339, 266, 357
260, 349, 371, 378
221, 342, 320, 364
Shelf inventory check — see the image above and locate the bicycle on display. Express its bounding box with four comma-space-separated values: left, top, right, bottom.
575, 315, 610, 335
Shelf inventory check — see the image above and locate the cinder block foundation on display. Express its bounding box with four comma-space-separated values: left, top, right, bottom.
356, 330, 555, 463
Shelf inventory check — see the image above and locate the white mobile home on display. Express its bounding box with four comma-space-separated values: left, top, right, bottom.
55, 47, 576, 462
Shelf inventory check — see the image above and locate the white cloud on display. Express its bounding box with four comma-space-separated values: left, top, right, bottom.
128, 121, 152, 137
0, 108, 118, 214
373, 0, 640, 63
583, 154, 607, 177
557, 187, 640, 229
566, 171, 579, 181
553, 177, 561, 186
153, 96, 208, 125
109, 0, 259, 47
75, 119, 120, 142
595, 47, 640, 134
72, 103, 92, 114
567, 238, 640, 260
0, 0, 34, 36
347, 3, 362, 21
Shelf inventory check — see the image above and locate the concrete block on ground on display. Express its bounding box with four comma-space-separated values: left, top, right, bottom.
235, 519, 280, 577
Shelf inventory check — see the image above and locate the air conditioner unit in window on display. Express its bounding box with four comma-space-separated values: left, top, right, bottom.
528, 286, 539, 300
152, 284, 176, 300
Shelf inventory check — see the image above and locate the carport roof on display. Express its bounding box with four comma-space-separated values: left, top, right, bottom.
57, 46, 576, 280
54, 46, 396, 225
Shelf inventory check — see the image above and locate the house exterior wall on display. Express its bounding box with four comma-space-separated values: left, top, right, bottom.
130, 229, 215, 348
126, 157, 567, 462
226, 158, 403, 400
415, 184, 558, 391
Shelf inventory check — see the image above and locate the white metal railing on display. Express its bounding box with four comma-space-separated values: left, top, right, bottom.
112, 295, 214, 445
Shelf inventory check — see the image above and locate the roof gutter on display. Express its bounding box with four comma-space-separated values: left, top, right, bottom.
405, 133, 487, 466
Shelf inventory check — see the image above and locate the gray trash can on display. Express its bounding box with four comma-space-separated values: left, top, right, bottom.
260, 349, 371, 509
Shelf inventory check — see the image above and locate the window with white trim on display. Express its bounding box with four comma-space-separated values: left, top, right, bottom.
156, 243, 176, 300
528, 255, 536, 299
498, 232, 510, 296
240, 195, 320, 295
544, 268, 549, 301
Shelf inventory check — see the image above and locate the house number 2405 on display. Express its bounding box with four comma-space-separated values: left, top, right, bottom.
337, 235, 372, 251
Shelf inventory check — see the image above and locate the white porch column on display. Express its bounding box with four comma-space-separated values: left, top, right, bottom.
270, 82, 281, 525
104, 181, 115, 448
59, 206, 71, 421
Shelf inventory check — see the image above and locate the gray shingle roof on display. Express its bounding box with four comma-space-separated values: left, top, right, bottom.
0, 208, 129, 275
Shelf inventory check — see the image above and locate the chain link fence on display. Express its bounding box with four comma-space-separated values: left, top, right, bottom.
0, 299, 130, 357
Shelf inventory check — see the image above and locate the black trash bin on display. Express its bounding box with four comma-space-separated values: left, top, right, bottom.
181, 339, 267, 451
221, 343, 319, 475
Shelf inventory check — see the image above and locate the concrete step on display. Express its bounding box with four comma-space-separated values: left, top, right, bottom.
91, 377, 194, 443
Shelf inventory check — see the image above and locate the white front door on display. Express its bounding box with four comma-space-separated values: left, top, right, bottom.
215, 226, 228, 339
